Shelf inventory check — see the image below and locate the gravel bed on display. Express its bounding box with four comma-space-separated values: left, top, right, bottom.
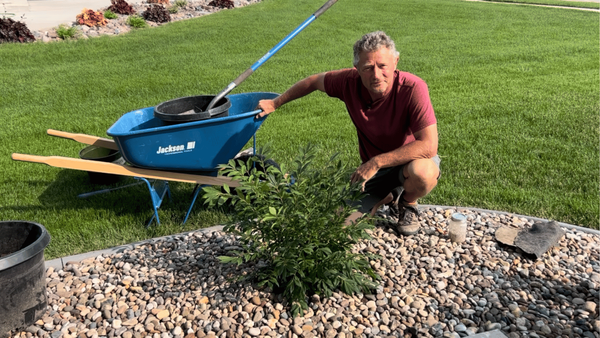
31, 0, 263, 43
8, 207, 600, 338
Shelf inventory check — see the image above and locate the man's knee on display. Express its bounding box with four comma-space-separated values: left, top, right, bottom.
403, 158, 439, 186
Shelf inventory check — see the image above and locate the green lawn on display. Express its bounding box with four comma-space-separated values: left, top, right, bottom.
0, 0, 598, 259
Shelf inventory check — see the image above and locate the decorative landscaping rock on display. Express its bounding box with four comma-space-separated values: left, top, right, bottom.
7, 207, 600, 338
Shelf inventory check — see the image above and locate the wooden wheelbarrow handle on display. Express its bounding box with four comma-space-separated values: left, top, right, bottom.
47, 129, 118, 150
11, 153, 240, 187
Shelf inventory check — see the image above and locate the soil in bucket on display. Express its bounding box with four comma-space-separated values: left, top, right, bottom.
79, 145, 125, 184
0, 221, 51, 338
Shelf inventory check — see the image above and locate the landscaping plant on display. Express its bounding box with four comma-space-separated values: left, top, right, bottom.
103, 10, 118, 19
56, 24, 78, 39
169, 0, 187, 13
0, 17, 34, 43
208, 0, 234, 9
107, 0, 136, 15
203, 144, 379, 316
126, 15, 147, 28
76, 9, 107, 27
142, 5, 171, 23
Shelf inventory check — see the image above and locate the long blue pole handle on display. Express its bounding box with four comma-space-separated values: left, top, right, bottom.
207, 0, 338, 111
234, 0, 339, 84
250, 17, 315, 72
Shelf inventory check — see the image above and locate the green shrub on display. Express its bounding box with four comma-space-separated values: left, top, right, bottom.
104, 10, 118, 19
203, 144, 379, 316
56, 24, 78, 40
126, 15, 147, 28
168, 6, 178, 14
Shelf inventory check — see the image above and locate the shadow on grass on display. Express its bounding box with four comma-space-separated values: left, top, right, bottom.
1, 169, 206, 224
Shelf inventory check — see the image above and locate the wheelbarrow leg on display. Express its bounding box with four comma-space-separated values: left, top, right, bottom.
182, 184, 208, 225
77, 182, 145, 199
137, 178, 171, 227
182, 135, 258, 225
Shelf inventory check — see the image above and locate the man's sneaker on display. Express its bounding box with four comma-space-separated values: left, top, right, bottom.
387, 199, 401, 220
396, 202, 420, 236
374, 196, 400, 228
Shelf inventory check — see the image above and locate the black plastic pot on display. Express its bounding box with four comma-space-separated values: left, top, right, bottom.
0, 221, 51, 338
79, 145, 125, 184
154, 95, 231, 123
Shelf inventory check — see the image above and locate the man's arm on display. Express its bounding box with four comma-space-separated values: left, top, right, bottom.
256, 73, 327, 118
350, 124, 438, 186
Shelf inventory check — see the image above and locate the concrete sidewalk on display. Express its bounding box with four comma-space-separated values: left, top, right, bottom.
465, 0, 598, 11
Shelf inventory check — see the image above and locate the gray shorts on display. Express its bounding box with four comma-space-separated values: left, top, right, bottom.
356, 155, 441, 214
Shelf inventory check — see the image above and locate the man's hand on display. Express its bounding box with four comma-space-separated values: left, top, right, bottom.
350, 159, 379, 191
254, 73, 327, 119
255, 99, 277, 119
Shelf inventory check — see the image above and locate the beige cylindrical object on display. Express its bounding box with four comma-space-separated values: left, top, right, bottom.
448, 213, 467, 243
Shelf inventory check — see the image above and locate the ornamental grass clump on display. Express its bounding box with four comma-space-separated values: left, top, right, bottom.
56, 24, 78, 39
126, 15, 147, 28
169, 0, 187, 13
174, 0, 187, 7
203, 144, 379, 316
103, 10, 118, 19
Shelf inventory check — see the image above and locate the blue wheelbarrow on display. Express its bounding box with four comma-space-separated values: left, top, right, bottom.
12, 92, 277, 226
106, 92, 278, 172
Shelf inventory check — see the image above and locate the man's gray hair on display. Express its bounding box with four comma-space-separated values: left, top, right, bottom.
353, 31, 399, 67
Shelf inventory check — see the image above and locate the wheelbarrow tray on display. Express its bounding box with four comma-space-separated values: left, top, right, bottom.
107, 92, 278, 172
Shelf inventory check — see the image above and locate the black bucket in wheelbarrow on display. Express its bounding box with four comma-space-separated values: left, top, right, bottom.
79, 145, 125, 184
0, 221, 51, 338
154, 95, 231, 124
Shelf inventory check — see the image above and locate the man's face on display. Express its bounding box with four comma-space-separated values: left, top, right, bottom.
355, 47, 399, 99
